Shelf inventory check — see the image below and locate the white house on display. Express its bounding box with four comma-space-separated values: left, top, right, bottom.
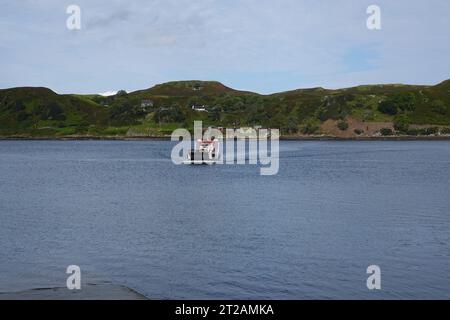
191, 105, 208, 112
141, 100, 154, 109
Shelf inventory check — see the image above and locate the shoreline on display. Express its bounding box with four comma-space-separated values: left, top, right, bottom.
1, 135, 450, 141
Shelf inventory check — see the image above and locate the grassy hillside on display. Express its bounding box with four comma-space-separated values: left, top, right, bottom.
1, 79, 449, 138
0, 87, 108, 136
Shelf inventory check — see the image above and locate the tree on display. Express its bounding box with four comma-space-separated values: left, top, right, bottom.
431, 100, 447, 115
209, 107, 221, 122
17, 111, 29, 121
315, 106, 328, 121
391, 92, 416, 112
47, 103, 66, 121
285, 118, 299, 134
153, 104, 186, 124
269, 113, 288, 131
187, 97, 200, 107
393, 114, 410, 133
301, 118, 319, 134
169, 104, 186, 123
109, 99, 144, 125
14, 100, 25, 112
378, 100, 398, 115
378, 93, 416, 115
116, 90, 128, 97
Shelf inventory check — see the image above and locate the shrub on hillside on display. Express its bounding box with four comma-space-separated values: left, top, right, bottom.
362, 110, 375, 121
110, 99, 145, 125
422, 127, 439, 135
116, 90, 128, 98
378, 100, 398, 115
393, 114, 410, 133
301, 119, 319, 134
441, 127, 450, 135
153, 104, 186, 124
337, 120, 349, 131
378, 93, 417, 115
315, 106, 328, 121
406, 128, 419, 136
16, 111, 29, 121
407, 127, 439, 136
380, 128, 393, 136
391, 92, 417, 112
431, 100, 447, 115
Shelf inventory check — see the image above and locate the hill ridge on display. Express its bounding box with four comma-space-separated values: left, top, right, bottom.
1, 78, 449, 137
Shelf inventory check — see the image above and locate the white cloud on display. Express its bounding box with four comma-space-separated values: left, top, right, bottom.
1, 0, 449, 94
99, 91, 118, 96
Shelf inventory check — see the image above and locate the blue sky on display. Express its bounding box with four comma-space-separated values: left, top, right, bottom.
1, 0, 449, 94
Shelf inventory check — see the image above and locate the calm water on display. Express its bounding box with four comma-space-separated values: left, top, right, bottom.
0, 140, 449, 299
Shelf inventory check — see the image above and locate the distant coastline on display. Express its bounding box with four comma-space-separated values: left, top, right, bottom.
2, 134, 450, 141
1, 79, 449, 140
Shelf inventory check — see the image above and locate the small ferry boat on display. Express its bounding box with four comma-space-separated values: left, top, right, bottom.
183, 139, 220, 165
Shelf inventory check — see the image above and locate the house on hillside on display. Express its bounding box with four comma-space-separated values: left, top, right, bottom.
141, 100, 154, 111
191, 105, 208, 112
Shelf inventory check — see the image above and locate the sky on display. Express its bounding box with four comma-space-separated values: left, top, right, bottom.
1, 0, 449, 94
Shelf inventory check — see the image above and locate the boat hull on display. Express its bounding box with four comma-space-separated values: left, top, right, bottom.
184, 149, 218, 165
182, 160, 216, 165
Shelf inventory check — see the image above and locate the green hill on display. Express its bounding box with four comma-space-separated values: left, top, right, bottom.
0, 87, 108, 136
1, 79, 449, 138
131, 80, 254, 97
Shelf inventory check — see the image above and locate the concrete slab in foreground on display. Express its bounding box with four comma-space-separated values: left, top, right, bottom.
0, 284, 148, 300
